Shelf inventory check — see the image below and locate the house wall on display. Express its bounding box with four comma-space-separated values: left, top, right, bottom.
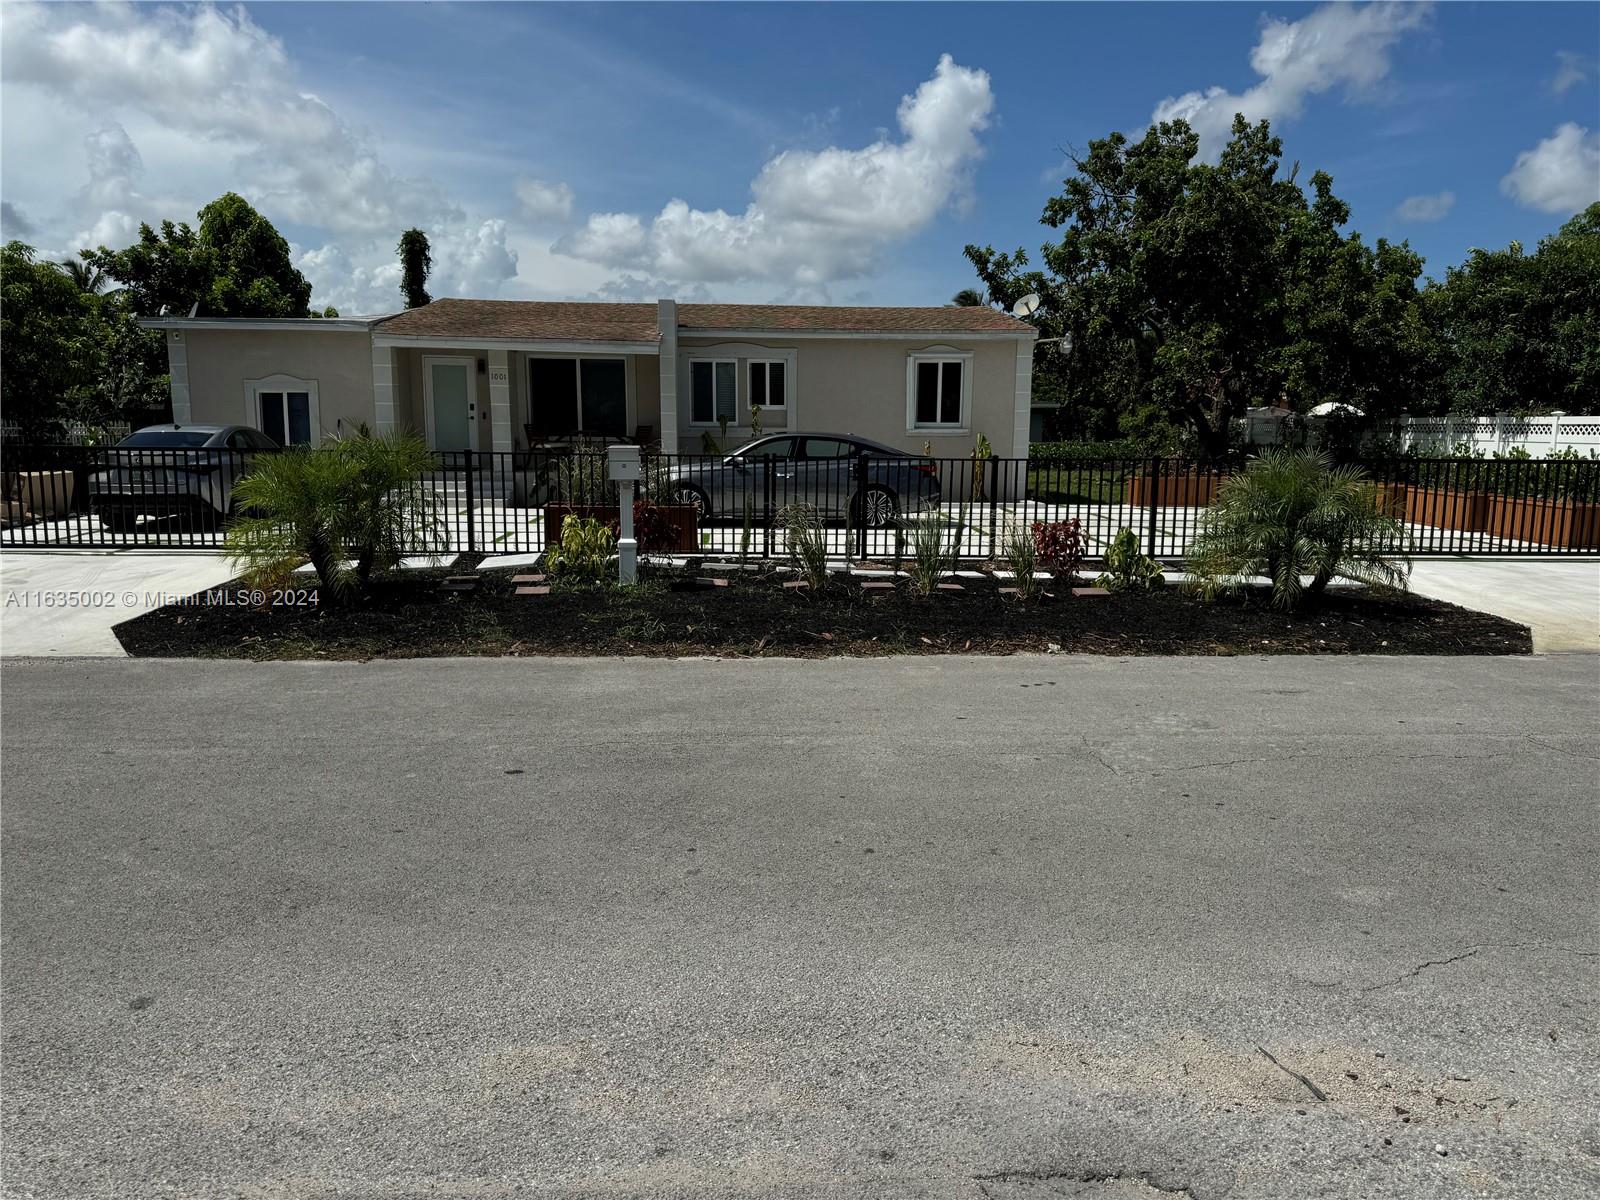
179, 328, 374, 442
673, 335, 1029, 457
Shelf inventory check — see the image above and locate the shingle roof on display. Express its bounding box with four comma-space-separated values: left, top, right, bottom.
677, 303, 1029, 334
375, 298, 1033, 342
377, 299, 659, 343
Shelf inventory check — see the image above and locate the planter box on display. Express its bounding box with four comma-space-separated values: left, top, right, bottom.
544, 503, 700, 553
18, 471, 75, 519
1372, 483, 1407, 520
1124, 471, 1227, 507
1485, 494, 1600, 549
1400, 486, 1489, 533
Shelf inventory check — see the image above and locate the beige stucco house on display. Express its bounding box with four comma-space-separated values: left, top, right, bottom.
143, 298, 1038, 458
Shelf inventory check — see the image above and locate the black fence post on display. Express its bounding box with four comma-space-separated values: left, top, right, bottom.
763, 460, 775, 559
1144, 458, 1161, 557
855, 453, 869, 561
987, 455, 1001, 555
463, 448, 476, 555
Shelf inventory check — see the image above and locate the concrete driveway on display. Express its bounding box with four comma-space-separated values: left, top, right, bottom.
1407, 559, 1599, 652
2, 655, 1596, 1199
0, 551, 237, 656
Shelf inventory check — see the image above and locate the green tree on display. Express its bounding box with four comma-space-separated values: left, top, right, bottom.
967, 116, 1434, 453
949, 287, 986, 307
398, 228, 432, 309
1423, 204, 1600, 415
56, 257, 111, 295
2, 241, 96, 438
85, 192, 312, 318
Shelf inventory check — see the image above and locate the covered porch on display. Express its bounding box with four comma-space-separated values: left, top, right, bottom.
371, 339, 663, 455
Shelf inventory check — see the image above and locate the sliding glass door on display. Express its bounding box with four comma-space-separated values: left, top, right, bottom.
527, 357, 627, 440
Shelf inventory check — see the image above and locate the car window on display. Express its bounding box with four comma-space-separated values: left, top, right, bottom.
118, 430, 214, 448
735, 438, 796, 460
800, 438, 859, 459
249, 430, 280, 449
226, 431, 251, 450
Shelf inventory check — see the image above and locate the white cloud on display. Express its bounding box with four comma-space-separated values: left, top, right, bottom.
1152, 2, 1431, 155
1551, 51, 1591, 96
1, 1, 534, 311
556, 54, 994, 291
1393, 190, 1455, 222
1501, 123, 1600, 214
515, 178, 574, 223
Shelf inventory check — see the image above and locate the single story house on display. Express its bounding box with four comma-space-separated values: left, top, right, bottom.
140, 298, 1038, 458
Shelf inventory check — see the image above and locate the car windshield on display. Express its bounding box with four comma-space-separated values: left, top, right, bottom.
119, 431, 214, 448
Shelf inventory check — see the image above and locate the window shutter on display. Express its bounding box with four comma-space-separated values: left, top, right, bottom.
714, 361, 737, 422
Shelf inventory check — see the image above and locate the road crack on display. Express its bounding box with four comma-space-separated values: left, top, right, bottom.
1363, 942, 1599, 993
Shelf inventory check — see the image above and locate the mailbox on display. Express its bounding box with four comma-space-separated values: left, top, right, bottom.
607, 444, 642, 482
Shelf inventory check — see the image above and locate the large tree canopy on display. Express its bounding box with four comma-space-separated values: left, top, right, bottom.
1, 242, 167, 437
85, 192, 312, 318
966, 116, 1437, 453
1423, 204, 1600, 416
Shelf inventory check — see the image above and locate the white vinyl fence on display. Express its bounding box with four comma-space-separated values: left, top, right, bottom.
1239, 412, 1600, 457
1374, 414, 1600, 457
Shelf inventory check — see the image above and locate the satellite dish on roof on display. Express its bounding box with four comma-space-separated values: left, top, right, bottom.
1011, 293, 1041, 318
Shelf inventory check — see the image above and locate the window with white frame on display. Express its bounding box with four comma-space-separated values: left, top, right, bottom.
907, 353, 968, 430
748, 360, 786, 408
690, 360, 738, 425
249, 376, 319, 446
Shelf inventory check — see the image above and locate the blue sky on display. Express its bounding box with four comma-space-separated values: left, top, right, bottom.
3, 2, 1597, 314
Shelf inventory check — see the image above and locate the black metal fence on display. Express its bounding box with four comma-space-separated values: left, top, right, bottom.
4, 443, 1597, 559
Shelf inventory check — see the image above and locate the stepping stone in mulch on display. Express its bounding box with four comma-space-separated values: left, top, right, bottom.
670, 577, 728, 592
510, 573, 547, 584
514, 585, 550, 596
999, 587, 1019, 597
860, 581, 896, 592
936, 582, 965, 593
1071, 587, 1111, 597
440, 576, 479, 592
782, 580, 810, 590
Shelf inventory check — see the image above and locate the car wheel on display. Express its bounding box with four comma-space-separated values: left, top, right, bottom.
96, 509, 138, 534
673, 484, 710, 518
855, 485, 898, 528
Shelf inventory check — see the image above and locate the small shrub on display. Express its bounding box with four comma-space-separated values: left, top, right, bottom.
1096, 527, 1165, 593
781, 502, 830, 590
545, 515, 616, 583
904, 509, 964, 597
1031, 518, 1085, 585
628, 500, 677, 555
1002, 524, 1041, 603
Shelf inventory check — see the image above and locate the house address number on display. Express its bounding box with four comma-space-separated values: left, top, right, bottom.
489, 368, 509, 385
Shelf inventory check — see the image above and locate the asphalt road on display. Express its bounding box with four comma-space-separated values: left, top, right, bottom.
2, 654, 1597, 1199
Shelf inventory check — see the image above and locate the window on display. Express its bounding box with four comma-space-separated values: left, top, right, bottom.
749, 360, 786, 408
258, 390, 313, 445
906, 352, 969, 431
690, 360, 738, 425
527, 357, 628, 438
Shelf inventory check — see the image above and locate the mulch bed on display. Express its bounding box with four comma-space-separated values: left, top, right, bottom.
113, 565, 1533, 660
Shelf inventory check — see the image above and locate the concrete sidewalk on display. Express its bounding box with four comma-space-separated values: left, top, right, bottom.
1406, 558, 1599, 652
0, 551, 237, 657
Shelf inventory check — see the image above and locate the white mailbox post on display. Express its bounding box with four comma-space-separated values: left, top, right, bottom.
607, 444, 642, 585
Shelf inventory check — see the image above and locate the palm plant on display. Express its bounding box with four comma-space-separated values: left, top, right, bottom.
55, 257, 110, 295
335, 430, 443, 586
224, 447, 356, 599
950, 288, 986, 307
1186, 449, 1409, 611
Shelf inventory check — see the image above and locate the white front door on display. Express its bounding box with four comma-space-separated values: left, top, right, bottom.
424, 357, 478, 452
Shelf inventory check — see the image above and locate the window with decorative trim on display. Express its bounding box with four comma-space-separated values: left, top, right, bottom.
247, 375, 320, 446
905, 350, 971, 431
748, 360, 786, 409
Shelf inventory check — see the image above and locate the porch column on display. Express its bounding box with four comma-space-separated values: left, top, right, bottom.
371, 342, 397, 435
487, 348, 513, 453
657, 298, 678, 452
